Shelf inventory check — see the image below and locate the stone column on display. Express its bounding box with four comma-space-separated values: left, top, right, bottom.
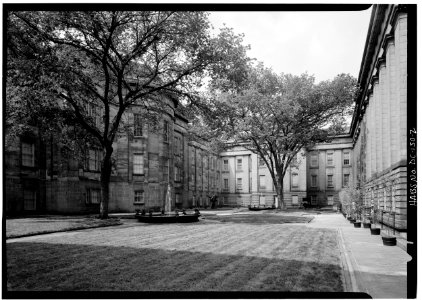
395, 13, 407, 162
373, 77, 381, 175
379, 59, 390, 171
385, 35, 399, 166
365, 96, 372, 181
368, 92, 375, 178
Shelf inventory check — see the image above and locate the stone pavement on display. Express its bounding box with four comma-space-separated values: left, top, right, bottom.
307, 213, 411, 298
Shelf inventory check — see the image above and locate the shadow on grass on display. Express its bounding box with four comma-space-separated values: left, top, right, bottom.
202, 214, 313, 225
6, 241, 345, 294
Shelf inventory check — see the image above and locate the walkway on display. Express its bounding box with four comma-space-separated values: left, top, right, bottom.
308, 213, 411, 298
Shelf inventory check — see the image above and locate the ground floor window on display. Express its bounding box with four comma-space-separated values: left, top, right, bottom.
327, 195, 334, 205
236, 178, 242, 190
292, 195, 298, 205
86, 189, 100, 204
23, 190, 36, 210
311, 195, 317, 205
175, 193, 182, 204
134, 190, 144, 204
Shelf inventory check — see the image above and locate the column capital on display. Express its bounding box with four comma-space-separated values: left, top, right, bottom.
382, 34, 395, 50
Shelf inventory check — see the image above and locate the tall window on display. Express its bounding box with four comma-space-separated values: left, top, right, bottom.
291, 173, 299, 188
133, 154, 144, 174
327, 152, 334, 166
327, 175, 334, 188
163, 120, 169, 142
86, 189, 100, 204
259, 175, 266, 189
175, 193, 182, 204
343, 174, 350, 187
87, 149, 102, 171
174, 166, 181, 182
223, 160, 229, 171
310, 154, 318, 167
259, 157, 265, 167
22, 142, 35, 167
23, 190, 36, 210
311, 195, 317, 205
311, 175, 317, 187
224, 178, 229, 190
86, 102, 101, 127
292, 195, 298, 205
134, 113, 143, 137
134, 191, 144, 204
174, 136, 179, 155
237, 158, 243, 170
344, 152, 350, 165
236, 178, 242, 190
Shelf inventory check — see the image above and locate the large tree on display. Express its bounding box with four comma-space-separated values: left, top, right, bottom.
7, 10, 249, 218
206, 64, 357, 209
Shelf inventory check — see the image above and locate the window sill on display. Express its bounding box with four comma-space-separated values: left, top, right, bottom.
133, 202, 145, 205
326, 165, 335, 168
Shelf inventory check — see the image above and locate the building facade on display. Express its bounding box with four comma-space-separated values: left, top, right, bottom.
219, 145, 307, 208
306, 135, 354, 207
4, 96, 222, 214
350, 5, 409, 241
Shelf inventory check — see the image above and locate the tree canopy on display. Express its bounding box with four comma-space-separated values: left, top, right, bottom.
7, 10, 250, 217
203, 63, 357, 209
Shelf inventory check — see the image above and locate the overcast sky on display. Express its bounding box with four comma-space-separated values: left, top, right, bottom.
208, 8, 373, 83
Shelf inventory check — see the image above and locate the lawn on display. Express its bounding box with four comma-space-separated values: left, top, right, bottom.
203, 213, 313, 224
6, 220, 344, 292
6, 216, 122, 238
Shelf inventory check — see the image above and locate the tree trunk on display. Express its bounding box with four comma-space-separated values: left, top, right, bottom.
277, 183, 286, 210
99, 146, 113, 219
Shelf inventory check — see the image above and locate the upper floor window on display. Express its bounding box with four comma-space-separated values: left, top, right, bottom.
174, 166, 181, 182
311, 175, 317, 187
86, 102, 101, 127
259, 157, 265, 167
310, 154, 318, 167
163, 120, 169, 142
237, 158, 243, 170
133, 154, 144, 175
174, 136, 179, 155
327, 152, 334, 166
223, 159, 229, 171
343, 174, 350, 187
344, 152, 350, 166
22, 142, 35, 167
224, 178, 229, 189
259, 175, 266, 189
291, 173, 299, 188
87, 149, 102, 172
134, 113, 143, 137
327, 175, 334, 188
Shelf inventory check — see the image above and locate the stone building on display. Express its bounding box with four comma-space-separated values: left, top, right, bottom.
306, 135, 353, 207
4, 95, 221, 214
219, 144, 307, 208
350, 5, 408, 241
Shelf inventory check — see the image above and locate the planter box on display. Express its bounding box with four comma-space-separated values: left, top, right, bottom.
370, 228, 381, 235
349, 219, 356, 224
363, 223, 371, 228
354, 222, 361, 228
382, 236, 397, 246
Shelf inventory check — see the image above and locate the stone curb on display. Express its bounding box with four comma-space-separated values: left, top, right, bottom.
337, 228, 359, 293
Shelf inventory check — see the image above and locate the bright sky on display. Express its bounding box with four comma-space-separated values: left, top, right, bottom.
208, 8, 373, 83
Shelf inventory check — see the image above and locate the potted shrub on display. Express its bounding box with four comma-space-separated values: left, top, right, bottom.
370, 207, 381, 235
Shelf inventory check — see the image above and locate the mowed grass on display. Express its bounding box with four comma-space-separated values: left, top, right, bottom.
203, 213, 313, 224
6, 216, 122, 238
7, 222, 344, 292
